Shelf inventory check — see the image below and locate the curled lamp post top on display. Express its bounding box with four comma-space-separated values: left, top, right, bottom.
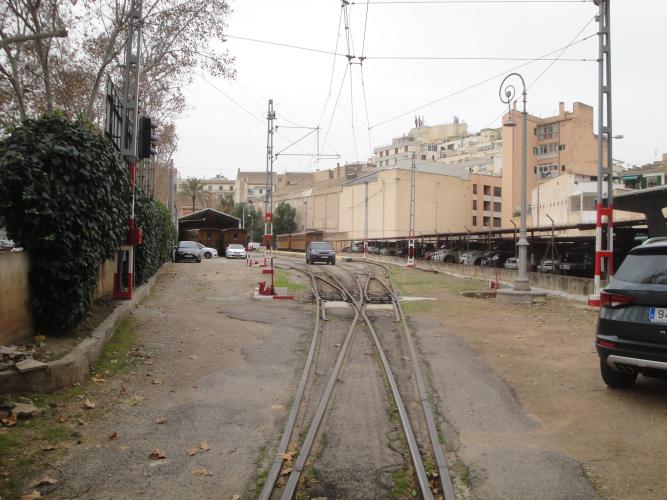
499, 72, 527, 124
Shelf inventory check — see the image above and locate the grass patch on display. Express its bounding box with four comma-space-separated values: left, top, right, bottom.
0, 316, 138, 499
274, 268, 307, 293
392, 469, 417, 498
95, 317, 136, 375
450, 458, 472, 488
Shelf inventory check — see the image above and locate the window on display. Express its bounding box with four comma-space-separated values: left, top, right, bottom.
483, 185, 491, 195
229, 186, 233, 190
473, 184, 478, 194
493, 217, 501, 228
395, 148, 399, 154
483, 216, 491, 226
472, 215, 477, 226
562, 165, 566, 171
259, 189, 263, 194
483, 201, 491, 211
421, 154, 426, 160
493, 186, 502, 197
559, 144, 566, 151
472, 200, 477, 210
207, 186, 213, 190
493, 202, 501, 212
404, 146, 408, 152
537, 124, 558, 140
219, 186, 223, 190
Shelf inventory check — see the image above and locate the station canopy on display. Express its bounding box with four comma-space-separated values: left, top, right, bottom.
178, 208, 240, 232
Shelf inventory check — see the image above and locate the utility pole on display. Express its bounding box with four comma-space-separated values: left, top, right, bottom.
364, 180, 369, 259
407, 152, 416, 267
590, 0, 614, 306
114, 0, 143, 300
261, 99, 276, 295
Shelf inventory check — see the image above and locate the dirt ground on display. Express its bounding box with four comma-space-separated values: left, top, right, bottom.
7, 258, 314, 499
389, 265, 667, 500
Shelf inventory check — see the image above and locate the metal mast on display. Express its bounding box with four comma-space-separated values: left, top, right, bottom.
262, 99, 276, 294
114, 0, 142, 299
590, 0, 614, 306
364, 180, 369, 259
407, 152, 416, 267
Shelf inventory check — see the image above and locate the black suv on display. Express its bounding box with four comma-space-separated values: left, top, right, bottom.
306, 241, 336, 265
174, 241, 202, 263
596, 238, 667, 388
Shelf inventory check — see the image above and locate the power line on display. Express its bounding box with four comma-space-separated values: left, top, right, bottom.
527, 15, 596, 90
359, 64, 373, 157
223, 34, 342, 56
317, 7, 344, 128
350, 60, 359, 161
361, 0, 370, 58
322, 63, 350, 153
369, 32, 596, 130
352, 0, 591, 4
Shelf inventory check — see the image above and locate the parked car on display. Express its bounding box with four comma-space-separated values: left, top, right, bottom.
481, 252, 514, 268
504, 257, 518, 270
174, 241, 201, 263
225, 243, 247, 259
0, 239, 15, 251
538, 258, 560, 273
596, 239, 667, 388
433, 247, 460, 263
341, 244, 361, 253
247, 242, 261, 251
196, 243, 218, 259
560, 250, 593, 275
306, 241, 336, 265
459, 249, 486, 266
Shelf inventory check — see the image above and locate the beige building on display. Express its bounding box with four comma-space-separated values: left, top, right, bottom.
373, 120, 468, 168
500, 101, 606, 226
530, 172, 638, 235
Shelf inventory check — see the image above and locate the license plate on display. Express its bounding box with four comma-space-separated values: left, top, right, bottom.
649, 307, 667, 323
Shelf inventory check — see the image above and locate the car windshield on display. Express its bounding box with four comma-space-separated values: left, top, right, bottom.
179, 241, 198, 248
228, 244, 244, 249
615, 254, 667, 285
311, 242, 332, 250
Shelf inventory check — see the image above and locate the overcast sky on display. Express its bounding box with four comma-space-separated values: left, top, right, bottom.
172, 0, 667, 180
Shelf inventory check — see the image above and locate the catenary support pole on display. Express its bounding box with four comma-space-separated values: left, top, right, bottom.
407, 152, 416, 267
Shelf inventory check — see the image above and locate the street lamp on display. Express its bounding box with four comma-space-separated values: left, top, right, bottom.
500, 72, 530, 291
242, 200, 253, 230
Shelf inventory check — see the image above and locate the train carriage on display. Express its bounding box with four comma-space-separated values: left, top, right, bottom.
276, 231, 324, 252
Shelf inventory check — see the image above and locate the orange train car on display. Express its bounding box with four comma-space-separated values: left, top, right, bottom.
276, 231, 324, 252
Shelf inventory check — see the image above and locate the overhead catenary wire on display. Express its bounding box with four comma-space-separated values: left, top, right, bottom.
368, 32, 597, 130
322, 63, 349, 154
352, 0, 591, 4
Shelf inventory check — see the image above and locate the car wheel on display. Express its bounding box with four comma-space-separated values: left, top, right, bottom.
331, 258, 336, 265
204, 251, 212, 259
600, 359, 637, 389
196, 258, 202, 263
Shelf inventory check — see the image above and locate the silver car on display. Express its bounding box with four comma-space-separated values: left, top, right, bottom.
225, 243, 247, 259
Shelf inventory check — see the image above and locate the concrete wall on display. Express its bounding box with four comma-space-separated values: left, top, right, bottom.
366, 254, 594, 298
0, 252, 32, 344
1, 256, 117, 344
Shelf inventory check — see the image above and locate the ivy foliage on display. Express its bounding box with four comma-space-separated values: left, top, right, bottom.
134, 190, 176, 285
0, 115, 131, 335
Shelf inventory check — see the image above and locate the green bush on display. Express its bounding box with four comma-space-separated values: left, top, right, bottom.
0, 115, 131, 335
134, 190, 176, 285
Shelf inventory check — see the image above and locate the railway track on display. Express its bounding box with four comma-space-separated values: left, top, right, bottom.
260, 255, 454, 499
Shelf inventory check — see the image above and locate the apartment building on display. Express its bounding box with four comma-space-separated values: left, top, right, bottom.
202, 176, 235, 200
234, 170, 277, 205
619, 153, 667, 190
373, 120, 468, 168
500, 101, 606, 225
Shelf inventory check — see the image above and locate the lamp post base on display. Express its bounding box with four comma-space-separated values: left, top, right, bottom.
496, 288, 547, 304
513, 276, 531, 292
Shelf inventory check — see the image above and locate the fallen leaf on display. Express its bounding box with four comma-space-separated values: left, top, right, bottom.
2, 414, 17, 427
199, 441, 210, 451
280, 450, 297, 461
143, 359, 153, 365
41, 444, 59, 451
270, 404, 284, 411
192, 468, 212, 477
82, 399, 95, 410
231, 495, 241, 500
152, 378, 164, 385
155, 416, 167, 424
108, 432, 118, 440
31, 475, 58, 488
91, 375, 106, 383
78, 418, 85, 426
120, 384, 128, 394
187, 448, 198, 456
334, 343, 341, 347
55, 415, 67, 423
149, 449, 166, 460
189, 355, 197, 359
20, 491, 41, 499
280, 467, 294, 476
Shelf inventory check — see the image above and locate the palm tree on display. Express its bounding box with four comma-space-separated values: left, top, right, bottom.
181, 177, 205, 211
219, 193, 235, 214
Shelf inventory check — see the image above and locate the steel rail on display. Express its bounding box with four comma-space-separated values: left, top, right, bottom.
258, 267, 321, 500
331, 271, 435, 500
280, 304, 360, 499
371, 261, 456, 499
